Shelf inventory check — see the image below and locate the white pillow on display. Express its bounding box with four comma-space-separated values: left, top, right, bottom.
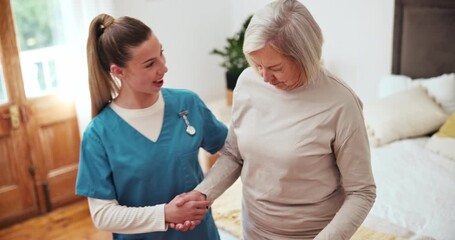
364, 86, 448, 147
378, 73, 455, 114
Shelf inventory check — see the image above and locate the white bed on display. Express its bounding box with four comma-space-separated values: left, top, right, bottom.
365, 137, 455, 240
360, 74, 455, 239
360, 0, 455, 239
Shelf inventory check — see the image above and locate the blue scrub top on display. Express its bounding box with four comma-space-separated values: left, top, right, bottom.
76, 88, 228, 240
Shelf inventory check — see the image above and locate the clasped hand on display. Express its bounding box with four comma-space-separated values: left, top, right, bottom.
165, 190, 210, 231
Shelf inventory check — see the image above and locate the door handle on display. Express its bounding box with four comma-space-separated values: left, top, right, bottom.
1, 105, 20, 129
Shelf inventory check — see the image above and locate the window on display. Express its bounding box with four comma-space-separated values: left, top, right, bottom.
12, 0, 68, 98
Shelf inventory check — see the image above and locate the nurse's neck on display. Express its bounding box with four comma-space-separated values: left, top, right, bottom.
113, 91, 160, 109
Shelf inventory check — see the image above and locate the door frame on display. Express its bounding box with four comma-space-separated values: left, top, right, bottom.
0, 0, 41, 226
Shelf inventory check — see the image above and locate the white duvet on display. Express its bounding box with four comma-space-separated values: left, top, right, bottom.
368, 137, 455, 240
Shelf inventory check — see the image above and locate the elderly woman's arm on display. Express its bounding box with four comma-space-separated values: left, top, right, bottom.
315, 126, 376, 240
195, 127, 243, 200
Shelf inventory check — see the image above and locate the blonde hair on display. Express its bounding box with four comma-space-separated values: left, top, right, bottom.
243, 0, 323, 84
86, 14, 152, 118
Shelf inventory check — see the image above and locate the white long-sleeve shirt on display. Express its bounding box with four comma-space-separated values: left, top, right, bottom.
196, 67, 376, 240
88, 198, 166, 233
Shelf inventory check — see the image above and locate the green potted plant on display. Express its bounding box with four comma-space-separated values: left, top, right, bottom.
211, 15, 252, 105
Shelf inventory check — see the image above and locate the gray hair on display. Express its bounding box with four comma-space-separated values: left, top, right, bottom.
243, 0, 323, 83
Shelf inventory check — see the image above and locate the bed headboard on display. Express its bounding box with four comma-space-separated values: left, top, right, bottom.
392, 0, 455, 79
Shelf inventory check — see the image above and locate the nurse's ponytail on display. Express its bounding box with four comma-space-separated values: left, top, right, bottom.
86, 14, 152, 118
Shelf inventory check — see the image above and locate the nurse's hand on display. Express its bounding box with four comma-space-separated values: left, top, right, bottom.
164, 192, 211, 231
168, 220, 200, 231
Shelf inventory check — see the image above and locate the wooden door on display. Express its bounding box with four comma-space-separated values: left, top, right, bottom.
25, 95, 82, 212
0, 0, 82, 227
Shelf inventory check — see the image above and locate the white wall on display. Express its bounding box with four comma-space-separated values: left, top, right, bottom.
303, 0, 395, 102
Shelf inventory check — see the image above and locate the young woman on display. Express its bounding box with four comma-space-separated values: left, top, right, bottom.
75, 14, 227, 240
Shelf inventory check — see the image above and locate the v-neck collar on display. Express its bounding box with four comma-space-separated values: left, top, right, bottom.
105, 90, 171, 144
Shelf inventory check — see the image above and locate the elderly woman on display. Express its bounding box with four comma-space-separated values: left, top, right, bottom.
177, 0, 376, 239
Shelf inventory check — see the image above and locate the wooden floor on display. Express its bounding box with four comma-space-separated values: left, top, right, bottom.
0, 198, 409, 240
0, 200, 111, 240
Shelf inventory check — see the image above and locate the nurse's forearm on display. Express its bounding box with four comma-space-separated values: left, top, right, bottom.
88, 198, 167, 233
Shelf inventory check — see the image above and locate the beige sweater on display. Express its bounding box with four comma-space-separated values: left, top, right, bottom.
196, 67, 376, 240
